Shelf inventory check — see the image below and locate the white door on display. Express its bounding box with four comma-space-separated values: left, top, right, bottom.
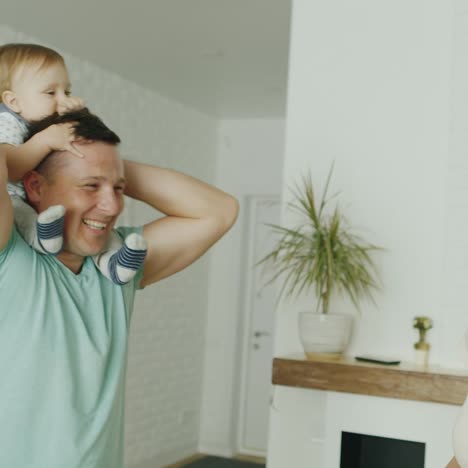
238, 195, 281, 456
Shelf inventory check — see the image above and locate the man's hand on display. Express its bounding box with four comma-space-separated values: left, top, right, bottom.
57, 96, 85, 116
39, 123, 84, 159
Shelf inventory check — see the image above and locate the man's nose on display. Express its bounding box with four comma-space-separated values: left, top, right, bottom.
97, 190, 121, 215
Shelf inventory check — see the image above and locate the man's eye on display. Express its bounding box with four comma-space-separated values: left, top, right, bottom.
84, 184, 98, 189
115, 186, 124, 192
46, 91, 55, 96
65, 90, 71, 96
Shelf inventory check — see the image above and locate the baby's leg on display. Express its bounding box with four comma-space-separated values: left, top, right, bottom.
12, 196, 65, 254
37, 206, 65, 254
94, 231, 147, 285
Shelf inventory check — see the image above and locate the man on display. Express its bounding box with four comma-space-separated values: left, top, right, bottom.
0, 109, 238, 468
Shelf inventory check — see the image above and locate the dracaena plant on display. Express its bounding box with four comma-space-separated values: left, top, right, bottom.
258, 166, 381, 314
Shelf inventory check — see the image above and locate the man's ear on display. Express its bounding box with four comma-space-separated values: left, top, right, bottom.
1, 90, 21, 113
22, 171, 45, 206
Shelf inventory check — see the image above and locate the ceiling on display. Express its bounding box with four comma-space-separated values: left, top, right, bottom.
1, 0, 292, 118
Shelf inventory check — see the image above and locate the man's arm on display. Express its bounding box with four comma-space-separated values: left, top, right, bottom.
123, 161, 239, 287
446, 456, 460, 468
0, 148, 13, 251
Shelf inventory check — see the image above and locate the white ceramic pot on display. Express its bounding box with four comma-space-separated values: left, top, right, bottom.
298, 312, 353, 360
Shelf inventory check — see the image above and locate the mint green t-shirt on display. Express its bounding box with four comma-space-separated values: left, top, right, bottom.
0, 226, 143, 468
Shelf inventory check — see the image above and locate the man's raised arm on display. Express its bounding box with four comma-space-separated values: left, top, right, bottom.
0, 148, 13, 251
123, 161, 239, 287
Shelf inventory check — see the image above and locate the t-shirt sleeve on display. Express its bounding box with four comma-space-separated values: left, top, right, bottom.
115, 225, 146, 290
0, 113, 26, 145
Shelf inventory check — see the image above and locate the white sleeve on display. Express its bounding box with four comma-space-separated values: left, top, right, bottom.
0, 112, 27, 145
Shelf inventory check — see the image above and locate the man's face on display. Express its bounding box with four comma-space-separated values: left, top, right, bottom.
36, 142, 125, 265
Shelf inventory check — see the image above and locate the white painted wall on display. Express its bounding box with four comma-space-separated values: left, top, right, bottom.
0, 25, 217, 468
267, 0, 468, 466
275, 0, 453, 363
199, 119, 285, 456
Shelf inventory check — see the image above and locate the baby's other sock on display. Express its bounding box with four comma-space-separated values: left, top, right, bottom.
98, 233, 147, 285
37, 205, 65, 255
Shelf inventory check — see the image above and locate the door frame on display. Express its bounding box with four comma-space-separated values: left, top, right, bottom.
236, 194, 280, 457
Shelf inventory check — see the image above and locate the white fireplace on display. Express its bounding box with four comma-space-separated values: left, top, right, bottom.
268, 356, 468, 467
322, 392, 459, 468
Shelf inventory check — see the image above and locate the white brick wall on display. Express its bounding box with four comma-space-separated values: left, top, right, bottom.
0, 25, 217, 468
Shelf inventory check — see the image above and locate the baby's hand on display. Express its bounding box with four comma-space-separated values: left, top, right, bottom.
41, 123, 84, 158
57, 96, 85, 115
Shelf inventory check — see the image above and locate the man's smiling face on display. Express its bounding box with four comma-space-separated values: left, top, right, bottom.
34, 141, 125, 270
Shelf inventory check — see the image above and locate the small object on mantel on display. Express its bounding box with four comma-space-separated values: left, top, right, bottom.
413, 316, 433, 367
355, 354, 401, 365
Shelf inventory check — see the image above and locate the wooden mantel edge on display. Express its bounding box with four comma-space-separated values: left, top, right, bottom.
272, 356, 468, 406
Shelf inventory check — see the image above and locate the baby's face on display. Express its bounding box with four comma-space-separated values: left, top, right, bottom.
9, 61, 72, 122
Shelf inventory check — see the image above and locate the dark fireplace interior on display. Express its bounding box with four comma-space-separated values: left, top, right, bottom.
340, 431, 425, 468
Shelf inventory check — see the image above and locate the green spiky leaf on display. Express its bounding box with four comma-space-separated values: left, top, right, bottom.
257, 166, 382, 314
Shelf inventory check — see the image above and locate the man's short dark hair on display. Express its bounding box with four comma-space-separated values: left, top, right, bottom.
27, 108, 121, 145
26, 108, 121, 180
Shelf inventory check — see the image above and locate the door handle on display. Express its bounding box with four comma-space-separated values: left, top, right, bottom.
253, 331, 271, 338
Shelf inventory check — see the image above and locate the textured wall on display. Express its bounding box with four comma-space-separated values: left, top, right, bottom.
0, 25, 217, 468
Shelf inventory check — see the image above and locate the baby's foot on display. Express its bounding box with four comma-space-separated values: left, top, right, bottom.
37, 205, 65, 255
108, 233, 147, 285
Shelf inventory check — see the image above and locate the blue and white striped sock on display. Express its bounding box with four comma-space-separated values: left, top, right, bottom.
37, 205, 65, 255
107, 233, 147, 285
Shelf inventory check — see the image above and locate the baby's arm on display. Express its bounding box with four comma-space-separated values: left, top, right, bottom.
3, 123, 83, 182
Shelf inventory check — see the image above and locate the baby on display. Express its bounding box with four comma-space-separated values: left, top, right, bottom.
0, 43, 147, 284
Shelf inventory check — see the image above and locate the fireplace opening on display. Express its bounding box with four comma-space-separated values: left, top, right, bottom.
340, 431, 425, 468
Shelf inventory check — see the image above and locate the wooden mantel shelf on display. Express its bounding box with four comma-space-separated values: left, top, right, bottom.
272, 355, 468, 405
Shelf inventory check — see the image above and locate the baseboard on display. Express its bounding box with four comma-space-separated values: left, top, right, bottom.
128, 443, 198, 468
235, 454, 266, 464
165, 453, 206, 467
237, 449, 267, 459
158, 452, 266, 467
197, 443, 235, 458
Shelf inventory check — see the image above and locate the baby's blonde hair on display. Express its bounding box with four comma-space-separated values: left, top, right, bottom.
0, 43, 65, 102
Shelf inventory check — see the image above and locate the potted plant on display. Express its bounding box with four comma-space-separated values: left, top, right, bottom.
258, 166, 382, 359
